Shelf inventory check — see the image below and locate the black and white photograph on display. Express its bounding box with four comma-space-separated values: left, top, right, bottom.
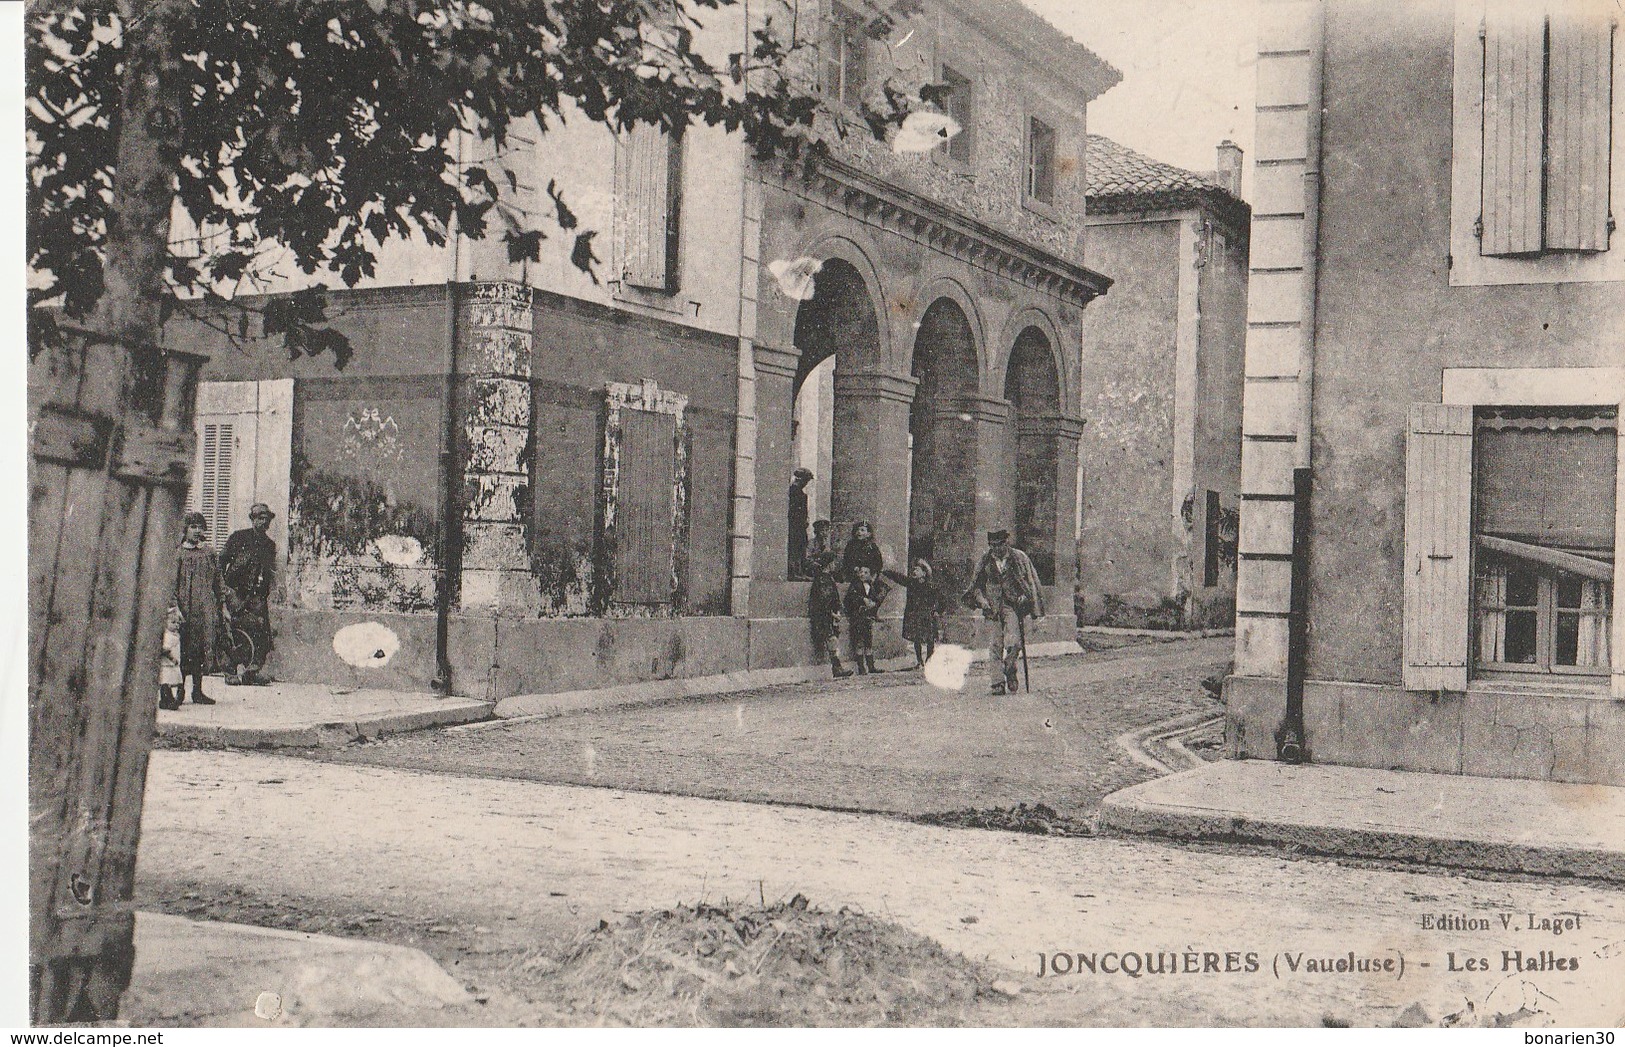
11, 0, 1625, 1031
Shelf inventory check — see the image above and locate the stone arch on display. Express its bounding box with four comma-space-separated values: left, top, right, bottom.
994, 306, 1070, 402
1003, 324, 1066, 585
906, 296, 984, 593
907, 274, 989, 385
791, 231, 893, 373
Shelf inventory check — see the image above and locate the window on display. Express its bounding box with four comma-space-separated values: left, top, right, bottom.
615, 123, 682, 293
1026, 116, 1056, 205
823, 4, 868, 109
599, 380, 689, 612
940, 65, 973, 165
1450, 0, 1623, 285
1472, 408, 1616, 676
1403, 396, 1620, 692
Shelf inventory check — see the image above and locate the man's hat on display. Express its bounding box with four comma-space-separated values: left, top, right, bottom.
249, 503, 275, 520
792, 467, 813, 481
987, 528, 1010, 543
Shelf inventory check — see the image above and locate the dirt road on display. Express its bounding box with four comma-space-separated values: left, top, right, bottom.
138, 749, 1625, 1026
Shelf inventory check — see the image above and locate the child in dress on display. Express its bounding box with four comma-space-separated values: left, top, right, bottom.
883, 558, 945, 669
159, 605, 184, 711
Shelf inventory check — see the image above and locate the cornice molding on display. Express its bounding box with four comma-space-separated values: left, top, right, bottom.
766, 158, 1113, 309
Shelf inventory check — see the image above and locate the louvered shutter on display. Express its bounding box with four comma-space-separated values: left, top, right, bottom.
1403, 404, 1475, 691
616, 124, 680, 292
614, 409, 677, 604
1481, 0, 1547, 256
187, 421, 235, 550
1545, 0, 1615, 251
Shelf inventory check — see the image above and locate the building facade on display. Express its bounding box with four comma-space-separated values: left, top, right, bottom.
1227, 0, 1624, 783
1077, 137, 1251, 631
164, 0, 1121, 697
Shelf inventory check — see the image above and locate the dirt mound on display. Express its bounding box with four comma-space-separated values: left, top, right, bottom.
916, 802, 1093, 837
537, 894, 1009, 1026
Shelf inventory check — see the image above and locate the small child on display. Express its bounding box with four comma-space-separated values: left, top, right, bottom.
842, 563, 890, 675
883, 558, 945, 669
807, 552, 852, 678
159, 606, 184, 711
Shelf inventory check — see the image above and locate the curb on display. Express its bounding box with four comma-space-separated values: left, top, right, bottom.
157, 699, 495, 749
1095, 779, 1625, 882
478, 640, 1088, 724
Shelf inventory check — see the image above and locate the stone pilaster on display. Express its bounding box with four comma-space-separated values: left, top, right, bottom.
831, 370, 917, 565
1236, 0, 1320, 676
458, 281, 541, 614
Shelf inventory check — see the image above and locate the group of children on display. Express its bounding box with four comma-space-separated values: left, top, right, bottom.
806, 520, 951, 678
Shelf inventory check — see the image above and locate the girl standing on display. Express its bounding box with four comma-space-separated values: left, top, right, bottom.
883, 559, 945, 669
173, 512, 225, 705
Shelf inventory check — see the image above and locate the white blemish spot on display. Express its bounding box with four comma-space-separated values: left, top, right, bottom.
735, 704, 744, 731
254, 991, 282, 1021
892, 111, 962, 153
923, 644, 974, 690
767, 257, 823, 301
332, 622, 400, 668
583, 743, 597, 777
373, 534, 424, 566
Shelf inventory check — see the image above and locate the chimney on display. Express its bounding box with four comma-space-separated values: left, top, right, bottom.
1214, 140, 1243, 197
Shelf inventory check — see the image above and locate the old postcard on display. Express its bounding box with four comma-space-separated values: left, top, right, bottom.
15, 0, 1625, 1032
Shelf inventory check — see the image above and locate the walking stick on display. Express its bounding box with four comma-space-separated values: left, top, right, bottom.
1017, 610, 1030, 692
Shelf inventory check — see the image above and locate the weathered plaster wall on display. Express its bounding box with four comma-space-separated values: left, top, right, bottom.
1189, 214, 1249, 627
528, 290, 740, 619
1306, 0, 1625, 685
1076, 219, 1180, 625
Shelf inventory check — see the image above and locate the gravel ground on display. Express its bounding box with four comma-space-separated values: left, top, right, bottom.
307, 637, 1232, 821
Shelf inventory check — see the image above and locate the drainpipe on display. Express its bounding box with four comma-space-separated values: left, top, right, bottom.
1277, 0, 1326, 764
433, 283, 461, 695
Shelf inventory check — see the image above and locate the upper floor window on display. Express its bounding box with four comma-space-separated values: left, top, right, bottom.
1450, 0, 1623, 285
1026, 116, 1056, 205
823, 4, 869, 109
940, 65, 974, 165
615, 123, 682, 294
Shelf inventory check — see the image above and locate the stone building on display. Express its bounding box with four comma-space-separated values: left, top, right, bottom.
1076, 137, 1251, 631
164, 0, 1121, 697
1226, 0, 1623, 783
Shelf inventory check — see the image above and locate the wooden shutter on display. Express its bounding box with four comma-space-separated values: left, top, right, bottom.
187, 421, 235, 550
615, 409, 676, 604
1403, 403, 1475, 691
616, 124, 680, 292
1481, 0, 1548, 256
1545, 0, 1615, 251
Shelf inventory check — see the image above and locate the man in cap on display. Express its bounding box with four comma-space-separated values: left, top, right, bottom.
965, 528, 1045, 695
222, 503, 278, 685
788, 467, 813, 578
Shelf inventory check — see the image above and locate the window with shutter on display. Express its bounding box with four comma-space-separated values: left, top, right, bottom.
614, 409, 678, 604
1479, 0, 1615, 257
186, 421, 236, 550
615, 123, 682, 293
941, 65, 973, 165
822, 5, 868, 108
1027, 117, 1056, 205
1403, 403, 1475, 691
1471, 408, 1616, 678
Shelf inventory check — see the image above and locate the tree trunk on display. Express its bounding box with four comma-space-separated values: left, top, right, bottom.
29, 1, 198, 1023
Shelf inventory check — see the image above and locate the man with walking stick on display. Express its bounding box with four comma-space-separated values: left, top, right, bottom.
965, 528, 1045, 695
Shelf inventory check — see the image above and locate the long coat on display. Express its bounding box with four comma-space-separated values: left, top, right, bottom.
883, 569, 945, 644
840, 536, 884, 582
174, 543, 226, 674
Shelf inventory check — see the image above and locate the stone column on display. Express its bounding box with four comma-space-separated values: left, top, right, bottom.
749, 343, 800, 586
949, 394, 1013, 597
457, 281, 540, 614
831, 370, 917, 567
1033, 414, 1085, 603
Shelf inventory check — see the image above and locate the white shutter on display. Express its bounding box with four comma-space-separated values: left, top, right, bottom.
1403, 403, 1475, 691
616, 124, 679, 292
1545, 0, 1615, 252
189, 421, 236, 550
1481, 0, 1548, 256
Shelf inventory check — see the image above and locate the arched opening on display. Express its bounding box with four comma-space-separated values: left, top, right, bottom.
1006, 326, 1061, 585
789, 259, 884, 577
908, 298, 981, 593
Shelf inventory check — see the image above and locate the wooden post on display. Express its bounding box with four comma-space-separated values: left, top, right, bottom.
29, 0, 194, 1023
